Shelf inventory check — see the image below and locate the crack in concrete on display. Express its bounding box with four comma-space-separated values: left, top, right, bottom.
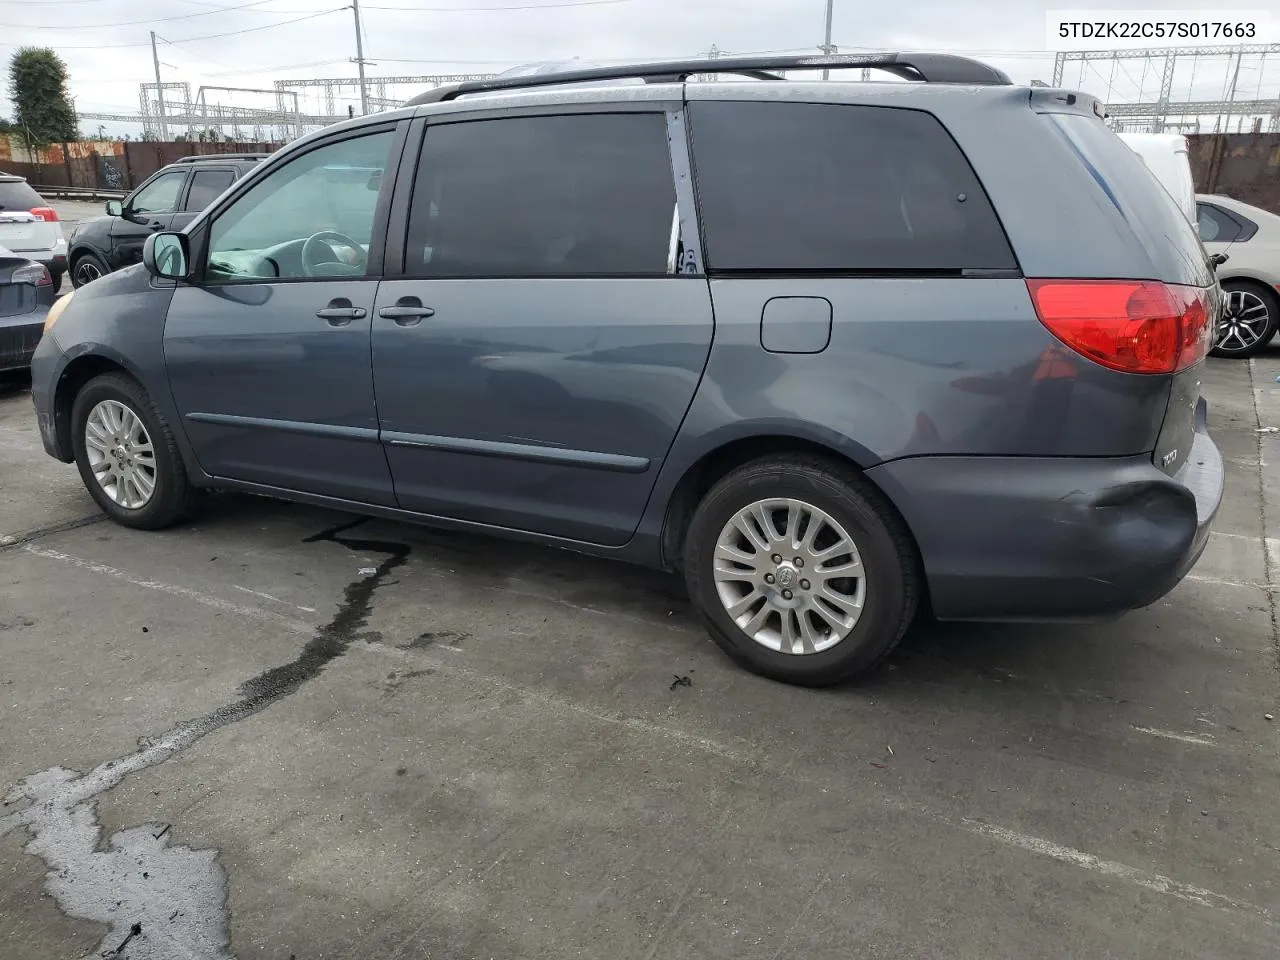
0, 517, 410, 959
1247, 359, 1280, 690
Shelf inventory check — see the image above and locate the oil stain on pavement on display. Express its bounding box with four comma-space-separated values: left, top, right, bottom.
0, 517, 409, 958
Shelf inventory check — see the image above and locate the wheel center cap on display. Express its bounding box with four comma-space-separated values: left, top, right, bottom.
774, 564, 798, 588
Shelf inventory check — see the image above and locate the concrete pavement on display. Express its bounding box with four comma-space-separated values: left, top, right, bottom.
0, 355, 1277, 959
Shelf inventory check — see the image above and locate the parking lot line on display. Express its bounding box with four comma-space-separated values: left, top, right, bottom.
21, 544, 314, 634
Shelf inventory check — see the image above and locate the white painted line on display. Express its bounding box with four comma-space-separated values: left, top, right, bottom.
354, 640, 751, 763
1211, 531, 1261, 542
231, 584, 318, 614
1131, 726, 1216, 746
22, 545, 313, 635
959, 819, 1271, 922
1184, 574, 1258, 588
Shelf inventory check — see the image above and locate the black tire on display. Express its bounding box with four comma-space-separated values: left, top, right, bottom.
1210, 280, 1279, 359
70, 252, 108, 289
49, 270, 63, 295
683, 455, 919, 687
70, 372, 200, 529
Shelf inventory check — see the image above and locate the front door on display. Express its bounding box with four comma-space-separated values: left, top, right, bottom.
372, 110, 713, 546
110, 168, 188, 269
164, 127, 402, 505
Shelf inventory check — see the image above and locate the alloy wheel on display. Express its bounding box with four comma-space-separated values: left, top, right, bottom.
83, 399, 157, 509
713, 498, 867, 655
1215, 289, 1272, 353
74, 260, 102, 286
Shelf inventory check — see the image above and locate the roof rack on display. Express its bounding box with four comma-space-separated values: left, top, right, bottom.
171, 153, 271, 163
406, 52, 1012, 105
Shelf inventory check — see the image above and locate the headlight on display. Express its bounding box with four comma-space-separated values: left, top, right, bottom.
44, 290, 73, 332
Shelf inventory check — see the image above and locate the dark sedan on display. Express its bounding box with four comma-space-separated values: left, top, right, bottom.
0, 245, 53, 372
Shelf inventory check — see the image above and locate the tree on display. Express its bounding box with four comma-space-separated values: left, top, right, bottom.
7, 47, 78, 147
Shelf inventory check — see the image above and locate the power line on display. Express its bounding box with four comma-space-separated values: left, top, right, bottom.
363, 0, 632, 9
0, 0, 290, 30
0, 7, 347, 49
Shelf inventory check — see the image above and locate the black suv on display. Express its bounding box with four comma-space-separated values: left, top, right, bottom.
67, 154, 268, 288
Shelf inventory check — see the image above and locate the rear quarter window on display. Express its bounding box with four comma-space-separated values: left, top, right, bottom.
686, 101, 1016, 274
1043, 113, 1212, 286
0, 179, 44, 212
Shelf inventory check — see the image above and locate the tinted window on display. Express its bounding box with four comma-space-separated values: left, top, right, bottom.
1044, 113, 1210, 285
131, 171, 187, 215
0, 178, 44, 212
207, 131, 393, 281
1196, 203, 1243, 244
687, 101, 1015, 273
185, 169, 235, 211
407, 113, 676, 278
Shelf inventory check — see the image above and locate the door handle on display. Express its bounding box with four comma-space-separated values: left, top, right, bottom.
316, 298, 367, 326
379, 298, 434, 326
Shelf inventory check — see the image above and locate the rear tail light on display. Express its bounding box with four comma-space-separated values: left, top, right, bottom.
28, 207, 59, 222
1026, 279, 1212, 375
12, 262, 52, 287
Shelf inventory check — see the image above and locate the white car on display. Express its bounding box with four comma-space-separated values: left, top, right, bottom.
0, 173, 68, 292
1197, 194, 1280, 358
1118, 132, 1196, 223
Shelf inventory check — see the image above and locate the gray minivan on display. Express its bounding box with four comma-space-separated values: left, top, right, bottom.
29, 54, 1224, 686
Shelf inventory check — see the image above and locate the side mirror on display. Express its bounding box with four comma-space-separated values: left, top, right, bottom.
1210, 252, 1229, 267
143, 231, 190, 281
105, 199, 123, 217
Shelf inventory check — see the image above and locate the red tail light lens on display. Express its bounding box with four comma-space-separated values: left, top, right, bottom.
1026, 279, 1212, 375
28, 207, 59, 222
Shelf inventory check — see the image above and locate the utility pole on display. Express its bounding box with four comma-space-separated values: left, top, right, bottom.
820, 0, 836, 80
151, 31, 169, 140
351, 0, 370, 116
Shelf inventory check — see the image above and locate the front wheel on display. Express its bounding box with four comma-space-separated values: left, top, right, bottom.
71, 252, 108, 288
1210, 281, 1279, 359
683, 455, 920, 686
71, 373, 198, 529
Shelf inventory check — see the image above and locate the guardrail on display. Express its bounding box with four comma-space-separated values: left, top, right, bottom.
30, 184, 128, 201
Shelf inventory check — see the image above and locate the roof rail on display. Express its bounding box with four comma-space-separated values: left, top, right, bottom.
406, 52, 1012, 105
171, 153, 271, 163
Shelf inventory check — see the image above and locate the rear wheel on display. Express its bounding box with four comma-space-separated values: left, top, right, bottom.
71, 373, 198, 529
683, 455, 919, 686
49, 270, 63, 295
1210, 281, 1279, 359
71, 252, 108, 288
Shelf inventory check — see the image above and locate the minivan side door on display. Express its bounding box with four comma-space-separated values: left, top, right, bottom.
110, 168, 189, 270
372, 106, 713, 546
163, 124, 405, 503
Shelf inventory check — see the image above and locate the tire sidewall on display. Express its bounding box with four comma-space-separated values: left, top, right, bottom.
685, 466, 910, 684
71, 376, 177, 528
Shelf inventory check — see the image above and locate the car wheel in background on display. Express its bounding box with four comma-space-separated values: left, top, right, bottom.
683, 455, 920, 686
49, 270, 63, 295
71, 252, 108, 288
1211, 281, 1279, 359
71, 373, 199, 529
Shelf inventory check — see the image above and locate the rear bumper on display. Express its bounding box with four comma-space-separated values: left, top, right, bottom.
867, 399, 1223, 621
0, 312, 47, 372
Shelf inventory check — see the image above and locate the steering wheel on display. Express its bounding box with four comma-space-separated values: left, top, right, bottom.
301, 231, 366, 276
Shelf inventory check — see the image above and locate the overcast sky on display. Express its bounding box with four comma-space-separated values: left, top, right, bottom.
1, 0, 1275, 137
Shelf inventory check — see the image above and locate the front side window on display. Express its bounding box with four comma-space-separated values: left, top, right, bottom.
206, 131, 394, 282
688, 101, 1017, 274
406, 113, 677, 278
185, 169, 235, 211
1196, 203, 1243, 244
130, 171, 187, 216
